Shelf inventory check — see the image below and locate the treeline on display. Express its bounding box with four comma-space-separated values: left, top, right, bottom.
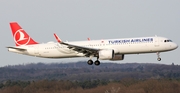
0, 62, 180, 81
0, 79, 108, 89
0, 62, 180, 93
0, 79, 180, 93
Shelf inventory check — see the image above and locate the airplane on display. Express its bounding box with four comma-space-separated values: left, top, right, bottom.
7, 22, 178, 66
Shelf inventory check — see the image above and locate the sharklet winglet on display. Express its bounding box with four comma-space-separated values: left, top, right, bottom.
54, 33, 62, 43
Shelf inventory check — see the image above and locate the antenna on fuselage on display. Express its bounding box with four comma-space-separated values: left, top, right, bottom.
87, 38, 90, 41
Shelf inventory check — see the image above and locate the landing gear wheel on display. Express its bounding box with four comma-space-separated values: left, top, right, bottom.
94, 60, 100, 66
157, 58, 161, 61
87, 60, 93, 65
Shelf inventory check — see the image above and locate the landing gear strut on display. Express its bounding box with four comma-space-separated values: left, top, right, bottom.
94, 56, 100, 66
157, 52, 161, 61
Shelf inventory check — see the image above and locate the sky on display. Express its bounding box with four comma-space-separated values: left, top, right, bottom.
0, 0, 180, 66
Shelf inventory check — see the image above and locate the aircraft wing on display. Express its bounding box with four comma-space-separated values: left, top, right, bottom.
6, 47, 27, 51
54, 33, 100, 57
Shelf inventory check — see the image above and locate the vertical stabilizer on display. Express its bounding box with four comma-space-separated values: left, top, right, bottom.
10, 22, 38, 46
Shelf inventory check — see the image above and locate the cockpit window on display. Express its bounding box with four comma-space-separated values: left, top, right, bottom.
164, 40, 172, 42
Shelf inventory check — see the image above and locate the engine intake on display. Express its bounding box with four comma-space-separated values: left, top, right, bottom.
99, 49, 114, 60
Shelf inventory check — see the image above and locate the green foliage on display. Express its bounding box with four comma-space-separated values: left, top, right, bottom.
0, 79, 180, 93
0, 62, 180, 93
77, 79, 108, 89
1, 62, 180, 82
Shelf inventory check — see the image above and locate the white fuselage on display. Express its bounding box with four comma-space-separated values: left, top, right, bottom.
8, 36, 178, 60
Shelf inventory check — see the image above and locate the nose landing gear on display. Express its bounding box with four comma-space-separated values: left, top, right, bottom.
157, 52, 161, 61
157, 58, 161, 61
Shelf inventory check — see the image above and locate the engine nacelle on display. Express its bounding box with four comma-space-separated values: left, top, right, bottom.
99, 49, 125, 60
110, 54, 124, 61
99, 49, 114, 60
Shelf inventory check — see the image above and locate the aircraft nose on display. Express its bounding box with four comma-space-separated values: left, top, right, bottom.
172, 43, 178, 49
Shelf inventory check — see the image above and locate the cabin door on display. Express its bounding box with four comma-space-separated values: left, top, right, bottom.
154, 37, 159, 47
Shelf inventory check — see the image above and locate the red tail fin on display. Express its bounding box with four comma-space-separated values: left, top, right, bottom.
10, 22, 38, 46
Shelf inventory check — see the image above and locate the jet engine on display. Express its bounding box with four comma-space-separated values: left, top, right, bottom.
99, 49, 124, 60
99, 49, 114, 60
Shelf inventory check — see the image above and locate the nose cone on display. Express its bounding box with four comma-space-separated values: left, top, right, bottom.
172, 43, 178, 50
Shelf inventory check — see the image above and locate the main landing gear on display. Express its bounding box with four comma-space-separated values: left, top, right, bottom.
87, 59, 93, 65
87, 59, 100, 66
94, 60, 100, 65
87, 57, 100, 66
157, 52, 161, 61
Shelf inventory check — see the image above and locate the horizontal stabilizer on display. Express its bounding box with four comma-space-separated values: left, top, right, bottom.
6, 47, 27, 51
